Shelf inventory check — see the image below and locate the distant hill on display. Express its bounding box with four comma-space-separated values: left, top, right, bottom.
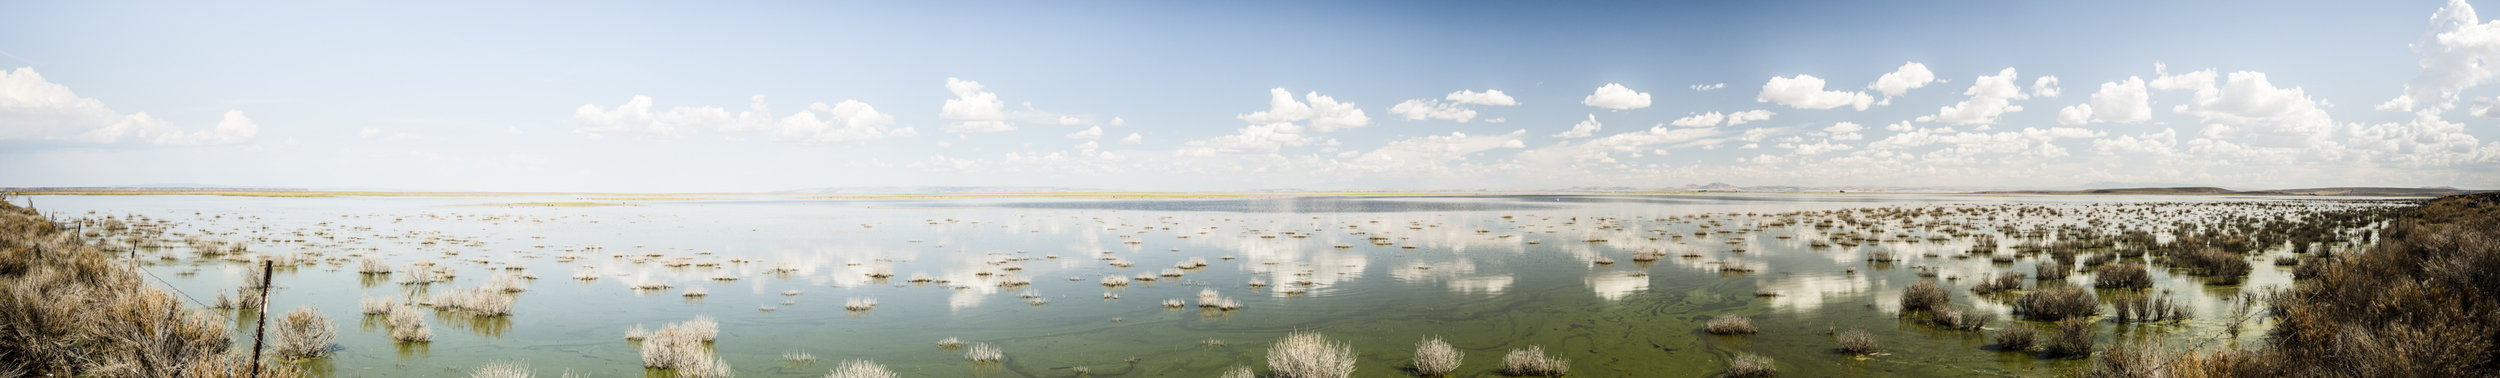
4, 186, 309, 192
1979, 186, 2488, 196
778, 186, 1107, 194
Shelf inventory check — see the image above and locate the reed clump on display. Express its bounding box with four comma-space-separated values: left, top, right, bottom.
2044, 318, 2094, 357
1970, 273, 2025, 295
1267, 331, 1356, 378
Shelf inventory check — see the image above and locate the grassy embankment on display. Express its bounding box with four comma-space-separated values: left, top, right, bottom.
0, 196, 295, 377
2159, 192, 2499, 376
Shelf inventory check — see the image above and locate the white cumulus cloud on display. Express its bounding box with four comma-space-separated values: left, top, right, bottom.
1555, 114, 1602, 138
2384, 0, 2500, 111
0, 67, 259, 145
1758, 74, 1874, 110
1444, 89, 1518, 106
1868, 62, 1936, 96
1581, 83, 1652, 110
940, 77, 1011, 133
1919, 68, 2029, 125
1238, 88, 1371, 132
1388, 99, 1479, 122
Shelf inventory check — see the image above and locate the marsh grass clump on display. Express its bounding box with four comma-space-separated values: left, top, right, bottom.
2092, 263, 2152, 290
360, 295, 395, 315
2044, 318, 2095, 357
431, 286, 515, 316
1631, 248, 1667, 262
359, 256, 392, 274
2111, 293, 2188, 323
1267, 331, 1356, 378
1221, 366, 1256, 378
1836, 328, 1879, 355
825, 359, 897, 378
1924, 308, 1989, 331
1727, 353, 1775, 377
1412, 336, 1462, 376
2035, 259, 2068, 280
2013, 284, 2097, 321
1898, 280, 1949, 313
640, 318, 730, 375
386, 303, 431, 342
470, 361, 532, 378
2170, 247, 2252, 284
844, 297, 878, 311
271, 307, 337, 360
1970, 273, 2026, 295
1100, 275, 1129, 287
1993, 325, 2037, 352
964, 343, 1004, 362
781, 351, 815, 365
1706, 315, 1758, 335
1498, 345, 1569, 376
937, 337, 965, 349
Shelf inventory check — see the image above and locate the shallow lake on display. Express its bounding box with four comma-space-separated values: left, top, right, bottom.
20, 193, 2373, 377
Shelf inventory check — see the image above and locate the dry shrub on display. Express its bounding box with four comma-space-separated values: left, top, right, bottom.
1727, 352, 1775, 377
2013, 284, 2098, 321
1498, 345, 1569, 376
2044, 318, 2094, 358
1267, 331, 1355, 378
1993, 325, 2037, 352
1970, 273, 2026, 295
1412, 336, 1462, 376
2092, 263, 2152, 290
270, 306, 336, 360
1706, 315, 1758, 335
1837, 328, 1879, 355
1899, 280, 1949, 313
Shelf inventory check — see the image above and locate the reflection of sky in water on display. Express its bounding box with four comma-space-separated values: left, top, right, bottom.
1584, 272, 1650, 301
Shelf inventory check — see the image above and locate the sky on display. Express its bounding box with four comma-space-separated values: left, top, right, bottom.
2, 0, 2496, 192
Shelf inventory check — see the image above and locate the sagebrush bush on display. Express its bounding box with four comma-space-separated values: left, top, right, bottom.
2045, 318, 2094, 357
2093, 263, 2152, 290
1268, 331, 1355, 378
1728, 353, 1774, 377
271, 307, 336, 360
1837, 328, 1879, 355
2014, 284, 2098, 321
1412, 336, 1462, 376
1993, 325, 2036, 352
1706, 315, 1758, 335
1499, 345, 1569, 376
1899, 280, 1949, 313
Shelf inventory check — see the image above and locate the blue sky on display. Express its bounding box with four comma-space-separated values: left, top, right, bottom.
1, 0, 2493, 192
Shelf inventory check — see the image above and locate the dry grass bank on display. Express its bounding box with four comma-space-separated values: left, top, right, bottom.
0, 196, 295, 377
2178, 192, 2500, 376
